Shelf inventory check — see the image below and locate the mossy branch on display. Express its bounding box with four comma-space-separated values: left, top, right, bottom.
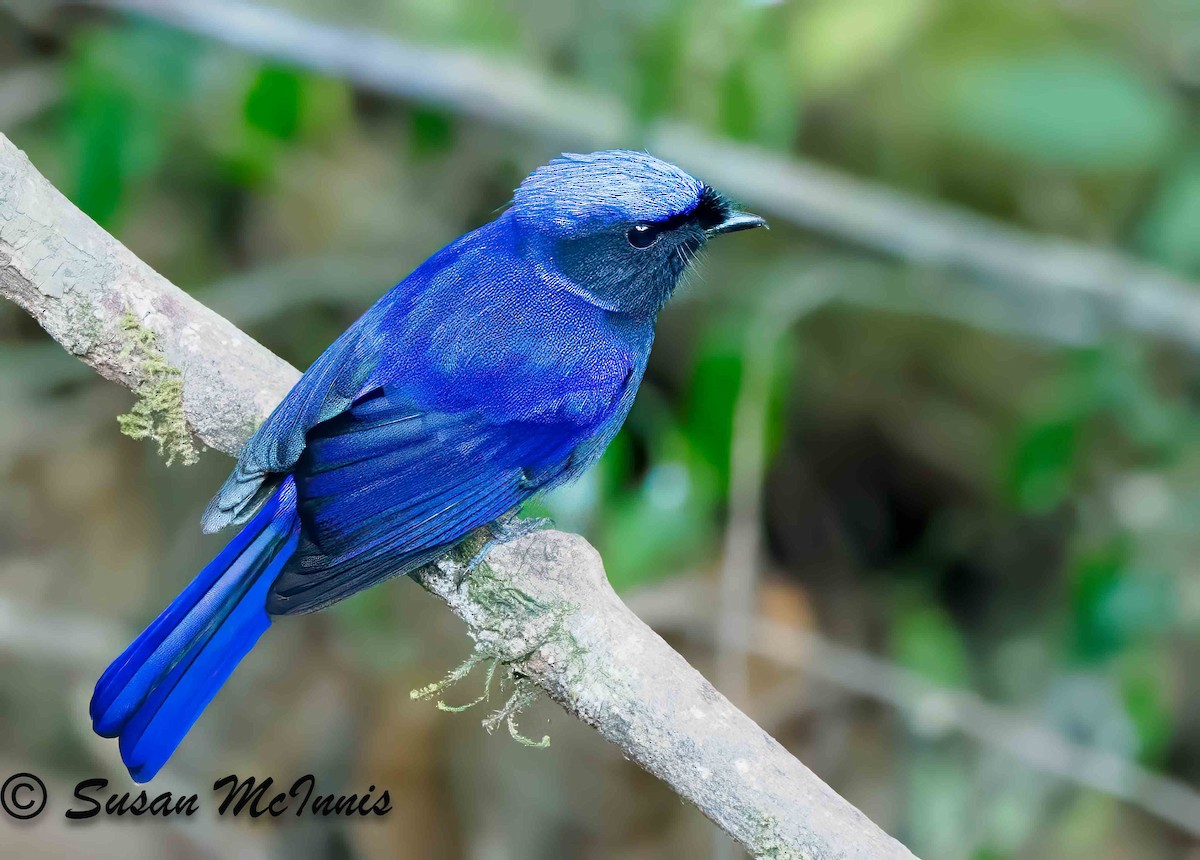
0, 133, 297, 460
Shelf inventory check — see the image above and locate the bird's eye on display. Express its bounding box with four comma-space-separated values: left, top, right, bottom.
627, 223, 661, 249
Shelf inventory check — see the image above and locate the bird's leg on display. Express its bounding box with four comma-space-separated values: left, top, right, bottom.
493, 510, 554, 543
462, 511, 553, 578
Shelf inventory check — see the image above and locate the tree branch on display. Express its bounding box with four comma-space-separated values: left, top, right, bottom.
631, 578, 1200, 840
76, 0, 1200, 353
0, 135, 914, 857
0, 135, 296, 458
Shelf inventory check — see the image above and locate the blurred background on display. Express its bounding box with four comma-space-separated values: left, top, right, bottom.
1, 0, 1199, 858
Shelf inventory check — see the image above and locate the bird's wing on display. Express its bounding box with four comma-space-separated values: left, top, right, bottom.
264, 384, 595, 615
202, 313, 379, 533
202, 221, 508, 533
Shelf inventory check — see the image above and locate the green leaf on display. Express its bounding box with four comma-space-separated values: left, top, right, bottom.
601, 457, 714, 591
65, 23, 201, 225
1071, 544, 1177, 662
409, 107, 457, 157
72, 86, 134, 227
1071, 545, 1126, 661
1120, 650, 1175, 763
244, 66, 304, 141
938, 50, 1181, 170
595, 404, 718, 591
686, 326, 744, 489
685, 320, 794, 497
221, 64, 350, 186
1006, 418, 1079, 512
1138, 152, 1200, 275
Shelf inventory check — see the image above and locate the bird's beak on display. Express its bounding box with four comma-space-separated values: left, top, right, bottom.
705, 210, 768, 237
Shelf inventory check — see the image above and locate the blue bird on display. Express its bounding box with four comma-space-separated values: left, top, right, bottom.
90, 150, 765, 782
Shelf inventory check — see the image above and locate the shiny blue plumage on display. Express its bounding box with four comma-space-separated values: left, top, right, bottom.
91, 150, 763, 781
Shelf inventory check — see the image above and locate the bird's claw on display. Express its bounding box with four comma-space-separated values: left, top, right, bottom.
493, 514, 553, 543
462, 515, 553, 580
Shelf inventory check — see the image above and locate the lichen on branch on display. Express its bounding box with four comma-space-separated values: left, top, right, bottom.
115, 311, 200, 466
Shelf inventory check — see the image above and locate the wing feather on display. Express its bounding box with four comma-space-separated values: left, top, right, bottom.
265, 388, 579, 615
202, 318, 377, 532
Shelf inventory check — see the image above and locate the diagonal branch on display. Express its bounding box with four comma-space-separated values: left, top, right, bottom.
0, 134, 914, 858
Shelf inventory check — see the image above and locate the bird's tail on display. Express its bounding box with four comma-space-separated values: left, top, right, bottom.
91, 478, 300, 783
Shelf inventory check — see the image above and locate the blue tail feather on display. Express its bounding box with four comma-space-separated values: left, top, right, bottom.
91, 479, 299, 783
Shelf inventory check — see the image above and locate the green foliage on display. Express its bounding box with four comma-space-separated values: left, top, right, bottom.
599, 448, 717, 591
716, 10, 798, 149
686, 319, 792, 496
244, 66, 305, 141
408, 107, 457, 157
1070, 544, 1177, 663
1119, 649, 1175, 764
717, 59, 757, 142
1005, 344, 1189, 513
1007, 417, 1080, 513
686, 327, 744, 488
631, 9, 685, 123
1137, 151, 1200, 275
64, 23, 202, 225
224, 65, 352, 185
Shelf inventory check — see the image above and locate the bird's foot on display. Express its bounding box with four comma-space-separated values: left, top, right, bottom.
462, 514, 553, 579
493, 513, 554, 544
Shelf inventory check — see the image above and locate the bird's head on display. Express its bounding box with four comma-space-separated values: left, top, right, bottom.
510, 150, 765, 316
